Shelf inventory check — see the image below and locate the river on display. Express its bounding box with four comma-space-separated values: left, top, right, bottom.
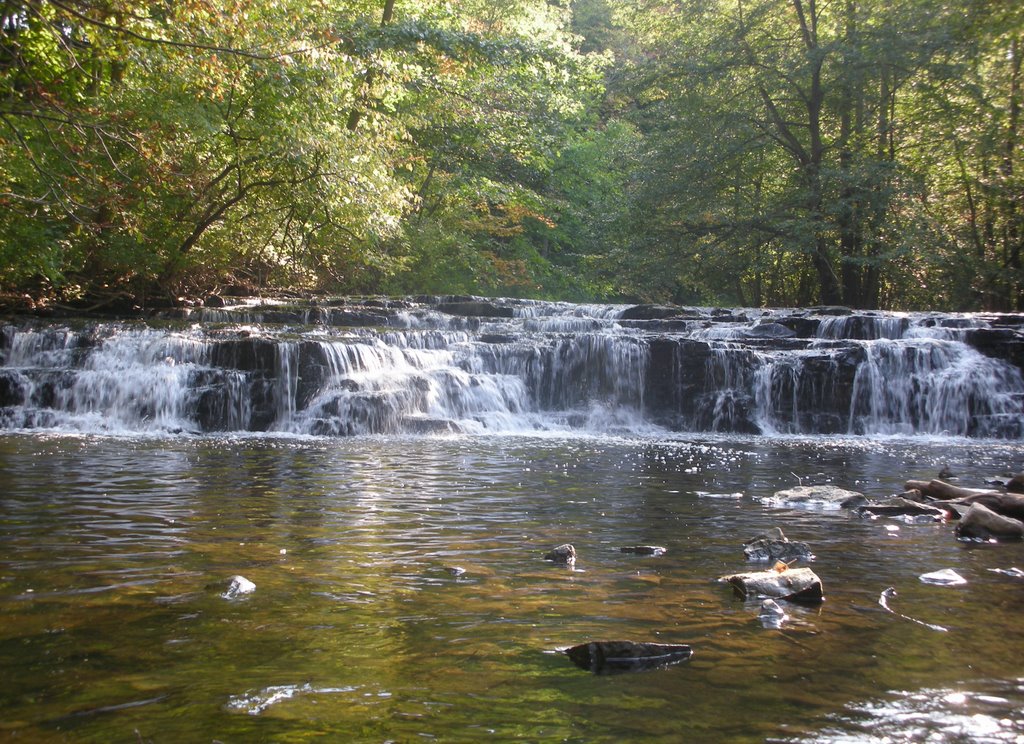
2, 431, 1023, 742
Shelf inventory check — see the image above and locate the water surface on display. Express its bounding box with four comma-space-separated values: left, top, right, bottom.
1, 432, 1023, 742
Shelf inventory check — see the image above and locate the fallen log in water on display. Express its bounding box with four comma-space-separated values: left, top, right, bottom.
956, 503, 1024, 541
563, 641, 693, 674
903, 479, 997, 501
903, 479, 1024, 523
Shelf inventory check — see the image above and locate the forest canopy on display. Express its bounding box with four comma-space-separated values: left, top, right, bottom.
1, 0, 1021, 310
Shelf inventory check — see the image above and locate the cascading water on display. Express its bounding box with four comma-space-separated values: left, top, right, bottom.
1, 299, 1022, 438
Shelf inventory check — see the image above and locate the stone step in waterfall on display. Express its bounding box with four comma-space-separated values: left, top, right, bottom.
1, 297, 1022, 438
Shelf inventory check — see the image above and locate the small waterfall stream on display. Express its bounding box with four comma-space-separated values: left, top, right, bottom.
1, 297, 1022, 438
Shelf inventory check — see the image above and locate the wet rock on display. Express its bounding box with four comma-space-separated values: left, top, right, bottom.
436, 301, 513, 318
743, 528, 814, 562
544, 543, 577, 565
324, 309, 391, 327
620, 545, 667, 556
956, 503, 1024, 541
721, 567, 824, 603
1007, 474, 1024, 494
444, 566, 467, 578
744, 322, 797, 339
204, 294, 226, 308
222, 575, 256, 598
766, 485, 865, 509
400, 417, 462, 435
758, 599, 788, 628
563, 641, 693, 674
855, 497, 948, 521
619, 304, 680, 321
919, 569, 966, 586
478, 334, 516, 344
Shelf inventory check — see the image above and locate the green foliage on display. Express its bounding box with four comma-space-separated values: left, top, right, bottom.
1, 0, 1020, 310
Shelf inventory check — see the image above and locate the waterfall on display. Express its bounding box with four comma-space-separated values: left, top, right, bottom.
1, 299, 1022, 438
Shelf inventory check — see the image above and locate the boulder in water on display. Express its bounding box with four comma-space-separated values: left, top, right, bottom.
919, 568, 967, 586
544, 543, 577, 565
222, 575, 256, 598
563, 641, 693, 674
743, 528, 814, 562
955, 503, 1024, 541
721, 566, 824, 603
765, 485, 864, 509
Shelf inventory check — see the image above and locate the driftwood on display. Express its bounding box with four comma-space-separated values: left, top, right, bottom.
563, 641, 693, 674
904, 479, 1024, 523
903, 479, 996, 501
955, 493, 1024, 522
956, 503, 1024, 540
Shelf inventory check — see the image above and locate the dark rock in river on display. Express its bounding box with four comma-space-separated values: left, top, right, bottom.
743, 528, 814, 562
721, 567, 824, 603
436, 301, 513, 318
619, 304, 681, 321
619, 545, 667, 556
204, 294, 226, 308
956, 503, 1024, 541
743, 322, 797, 339
544, 543, 577, 564
563, 641, 693, 674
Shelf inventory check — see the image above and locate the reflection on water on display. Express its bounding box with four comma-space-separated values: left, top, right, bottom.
807, 682, 1024, 743
1, 432, 1023, 742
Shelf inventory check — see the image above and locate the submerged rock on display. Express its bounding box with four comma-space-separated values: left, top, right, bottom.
758, 598, 788, 629
620, 545, 667, 556
743, 528, 814, 562
563, 641, 693, 674
956, 503, 1024, 541
919, 569, 967, 586
988, 567, 1024, 579
544, 543, 577, 565
222, 575, 256, 599
721, 566, 824, 603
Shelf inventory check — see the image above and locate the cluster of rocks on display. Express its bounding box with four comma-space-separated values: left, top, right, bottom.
551, 474, 1024, 673
765, 478, 1024, 541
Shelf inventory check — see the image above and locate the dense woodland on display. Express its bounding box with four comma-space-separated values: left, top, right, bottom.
0, 0, 1021, 310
